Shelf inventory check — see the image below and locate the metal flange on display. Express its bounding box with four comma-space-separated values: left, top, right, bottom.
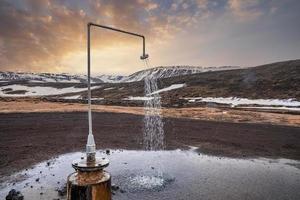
72, 157, 109, 172
140, 54, 149, 60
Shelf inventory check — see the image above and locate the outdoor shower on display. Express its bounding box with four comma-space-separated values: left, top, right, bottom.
85, 23, 148, 163
67, 23, 148, 200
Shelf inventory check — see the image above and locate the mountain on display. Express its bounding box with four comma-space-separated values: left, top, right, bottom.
80, 59, 300, 107
0, 72, 91, 83
1, 60, 299, 110
119, 66, 240, 82
95, 75, 125, 83
0, 66, 240, 84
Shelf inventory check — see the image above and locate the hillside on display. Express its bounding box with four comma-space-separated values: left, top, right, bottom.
159, 59, 300, 100
0, 66, 240, 84
0, 59, 299, 109
76, 59, 300, 108
119, 66, 240, 82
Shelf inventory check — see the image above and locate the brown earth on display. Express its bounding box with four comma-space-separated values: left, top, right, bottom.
0, 104, 300, 179
0, 100, 299, 126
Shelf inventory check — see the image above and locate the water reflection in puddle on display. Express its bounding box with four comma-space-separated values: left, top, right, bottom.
1, 149, 300, 200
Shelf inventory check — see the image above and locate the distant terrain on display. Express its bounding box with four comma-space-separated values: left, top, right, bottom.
0, 59, 300, 178
0, 59, 299, 110
0, 65, 240, 83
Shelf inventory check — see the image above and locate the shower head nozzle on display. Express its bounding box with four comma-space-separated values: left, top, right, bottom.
140, 54, 149, 60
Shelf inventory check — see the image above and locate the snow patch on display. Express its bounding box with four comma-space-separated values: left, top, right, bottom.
61, 95, 82, 100
29, 80, 44, 83
124, 96, 154, 101
185, 97, 300, 107
91, 97, 104, 100
104, 87, 115, 91
239, 106, 300, 112
149, 84, 185, 95
0, 84, 100, 97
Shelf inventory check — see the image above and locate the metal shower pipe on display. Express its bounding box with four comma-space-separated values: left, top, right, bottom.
86, 22, 148, 161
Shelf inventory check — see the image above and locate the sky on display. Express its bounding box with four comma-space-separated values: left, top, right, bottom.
0, 0, 300, 75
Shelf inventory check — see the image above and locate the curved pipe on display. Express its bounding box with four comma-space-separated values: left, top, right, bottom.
86, 23, 148, 160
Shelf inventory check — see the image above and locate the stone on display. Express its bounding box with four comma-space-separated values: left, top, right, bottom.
57, 185, 67, 196
111, 184, 119, 191
5, 189, 24, 200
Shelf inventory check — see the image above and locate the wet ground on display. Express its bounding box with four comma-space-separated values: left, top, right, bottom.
0, 148, 300, 200
1, 111, 300, 178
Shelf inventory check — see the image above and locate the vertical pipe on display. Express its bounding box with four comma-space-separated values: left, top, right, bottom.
86, 23, 96, 163
143, 37, 145, 57
87, 24, 92, 135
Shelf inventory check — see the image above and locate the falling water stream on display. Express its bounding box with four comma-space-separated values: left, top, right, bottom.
140, 58, 166, 190
143, 58, 165, 150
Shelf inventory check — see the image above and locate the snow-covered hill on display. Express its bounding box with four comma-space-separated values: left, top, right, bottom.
95, 75, 125, 83
0, 66, 240, 84
120, 66, 240, 82
0, 72, 93, 83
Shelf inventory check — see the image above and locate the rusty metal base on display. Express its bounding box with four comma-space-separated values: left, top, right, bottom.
72, 157, 109, 172
67, 171, 111, 200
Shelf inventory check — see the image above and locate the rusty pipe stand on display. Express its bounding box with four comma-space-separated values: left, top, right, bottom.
66, 22, 148, 200
67, 156, 111, 200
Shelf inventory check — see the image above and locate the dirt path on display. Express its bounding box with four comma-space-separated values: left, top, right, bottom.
1, 100, 299, 126
0, 112, 299, 178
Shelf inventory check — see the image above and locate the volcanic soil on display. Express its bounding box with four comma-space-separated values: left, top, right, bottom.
0, 106, 299, 178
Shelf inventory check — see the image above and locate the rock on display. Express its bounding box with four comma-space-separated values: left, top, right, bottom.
57, 185, 67, 196
120, 189, 126, 193
105, 149, 110, 155
111, 184, 119, 191
5, 189, 24, 200
35, 178, 39, 182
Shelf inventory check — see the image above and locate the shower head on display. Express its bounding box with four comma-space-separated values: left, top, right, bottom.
86, 22, 149, 162
140, 54, 149, 60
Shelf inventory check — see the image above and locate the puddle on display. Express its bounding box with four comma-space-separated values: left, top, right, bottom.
1, 149, 300, 199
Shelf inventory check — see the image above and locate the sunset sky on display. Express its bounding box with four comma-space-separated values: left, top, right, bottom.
0, 0, 300, 75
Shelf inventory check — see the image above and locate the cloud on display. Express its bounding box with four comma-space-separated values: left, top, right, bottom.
0, 0, 299, 74
0, 0, 90, 72
228, 0, 264, 21
0, 0, 212, 73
